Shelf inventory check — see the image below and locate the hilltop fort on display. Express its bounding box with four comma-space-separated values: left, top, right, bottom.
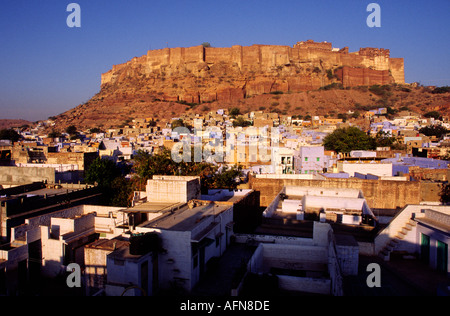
101, 40, 404, 104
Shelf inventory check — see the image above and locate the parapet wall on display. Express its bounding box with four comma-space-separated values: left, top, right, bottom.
0, 166, 55, 184
249, 176, 422, 210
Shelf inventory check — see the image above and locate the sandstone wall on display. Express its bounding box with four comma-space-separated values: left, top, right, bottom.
248, 176, 423, 210
335, 67, 393, 88
389, 58, 405, 84
0, 166, 55, 184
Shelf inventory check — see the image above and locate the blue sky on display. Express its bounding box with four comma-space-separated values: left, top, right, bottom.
0, 0, 449, 121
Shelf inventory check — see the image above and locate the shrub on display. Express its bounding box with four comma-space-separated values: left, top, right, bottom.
319, 83, 344, 91
229, 107, 241, 116
432, 86, 450, 94
326, 69, 336, 80
424, 111, 442, 120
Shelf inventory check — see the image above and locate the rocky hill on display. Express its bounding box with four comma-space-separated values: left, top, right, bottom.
50, 40, 449, 130
0, 119, 33, 130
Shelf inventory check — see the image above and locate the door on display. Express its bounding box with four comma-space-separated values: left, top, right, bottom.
436, 240, 448, 273
140, 260, 149, 296
199, 246, 205, 277
420, 234, 430, 264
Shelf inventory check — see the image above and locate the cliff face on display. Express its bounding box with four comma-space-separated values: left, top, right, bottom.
100, 40, 404, 104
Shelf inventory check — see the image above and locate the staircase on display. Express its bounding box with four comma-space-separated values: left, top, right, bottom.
379, 219, 417, 261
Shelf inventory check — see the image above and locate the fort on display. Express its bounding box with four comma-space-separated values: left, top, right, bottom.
100, 40, 405, 104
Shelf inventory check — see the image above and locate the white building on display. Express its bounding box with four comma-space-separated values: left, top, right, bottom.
271, 147, 296, 174
375, 205, 450, 275
122, 176, 235, 293
236, 221, 349, 295
263, 186, 376, 226
295, 146, 326, 174
128, 200, 234, 293
0, 204, 124, 295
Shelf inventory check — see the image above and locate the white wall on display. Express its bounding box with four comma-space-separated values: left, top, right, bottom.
106, 252, 153, 296
277, 275, 331, 295
146, 177, 201, 203
338, 161, 393, 177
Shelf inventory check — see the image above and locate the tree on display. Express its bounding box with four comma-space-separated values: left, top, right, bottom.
132, 149, 179, 181
432, 86, 450, 94
351, 111, 361, 119
89, 127, 103, 134
48, 130, 62, 138
212, 165, 243, 190
85, 158, 122, 188
337, 113, 348, 122
0, 129, 21, 142
440, 183, 450, 205
419, 125, 449, 139
424, 111, 442, 120
171, 119, 185, 129
323, 127, 375, 153
66, 125, 77, 135
110, 177, 134, 207
131, 149, 243, 192
232, 117, 252, 127
374, 131, 398, 148
229, 107, 241, 117
84, 157, 133, 207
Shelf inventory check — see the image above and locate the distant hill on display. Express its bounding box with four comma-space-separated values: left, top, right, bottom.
0, 119, 33, 130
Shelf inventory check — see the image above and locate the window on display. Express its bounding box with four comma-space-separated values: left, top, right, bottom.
421, 234, 430, 264
317, 157, 320, 162
305, 157, 308, 162
437, 240, 448, 273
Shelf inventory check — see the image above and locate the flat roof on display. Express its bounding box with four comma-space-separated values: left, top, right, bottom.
123, 201, 185, 214
85, 238, 129, 251
334, 234, 359, 247
26, 187, 80, 195
140, 202, 231, 231
285, 186, 361, 198
415, 217, 450, 234
201, 189, 253, 203
303, 195, 365, 211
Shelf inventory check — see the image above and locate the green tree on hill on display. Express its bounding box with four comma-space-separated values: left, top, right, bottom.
323, 127, 375, 153
419, 125, 449, 139
0, 129, 21, 143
